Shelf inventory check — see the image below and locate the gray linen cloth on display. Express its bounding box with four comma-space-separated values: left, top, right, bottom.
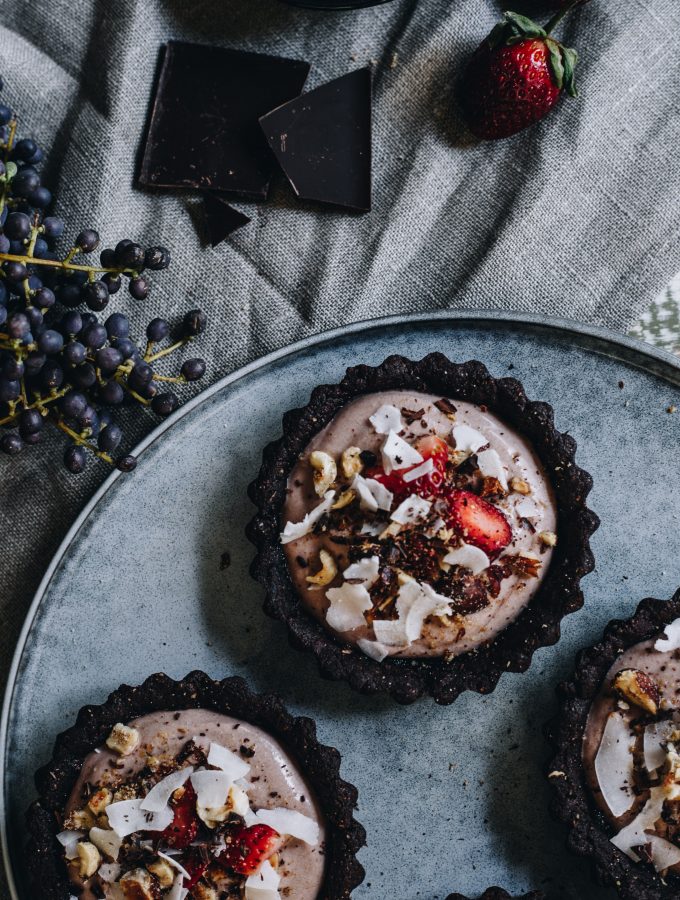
0, 0, 679, 890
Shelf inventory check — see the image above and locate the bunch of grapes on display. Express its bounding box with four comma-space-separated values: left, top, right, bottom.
0, 76, 207, 473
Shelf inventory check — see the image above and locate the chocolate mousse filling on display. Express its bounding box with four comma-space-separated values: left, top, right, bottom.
248, 354, 598, 704
26, 672, 365, 900
547, 589, 680, 900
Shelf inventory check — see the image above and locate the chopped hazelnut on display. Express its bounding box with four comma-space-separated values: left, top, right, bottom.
87, 788, 112, 816
63, 808, 96, 831
192, 885, 219, 900
148, 858, 175, 889
305, 549, 337, 588
309, 450, 337, 497
76, 841, 101, 879
612, 668, 660, 715
341, 446, 363, 479
106, 723, 140, 757
332, 488, 356, 510
510, 476, 531, 495
538, 530, 558, 548
120, 868, 158, 900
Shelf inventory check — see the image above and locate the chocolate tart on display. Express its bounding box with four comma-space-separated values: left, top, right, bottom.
26, 672, 365, 899
446, 891, 545, 900
546, 590, 680, 900
248, 354, 598, 704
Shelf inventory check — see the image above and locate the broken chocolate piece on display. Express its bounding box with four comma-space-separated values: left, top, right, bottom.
140, 42, 310, 200
203, 195, 251, 245
259, 68, 372, 212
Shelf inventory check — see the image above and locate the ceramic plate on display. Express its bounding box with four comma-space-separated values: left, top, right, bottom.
3, 311, 680, 900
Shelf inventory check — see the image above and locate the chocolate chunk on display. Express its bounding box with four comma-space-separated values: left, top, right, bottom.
259, 68, 372, 211
140, 42, 310, 200
204, 196, 251, 246
434, 398, 457, 415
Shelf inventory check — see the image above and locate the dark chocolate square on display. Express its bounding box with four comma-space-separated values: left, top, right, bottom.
139, 42, 310, 200
259, 68, 372, 212
203, 195, 251, 245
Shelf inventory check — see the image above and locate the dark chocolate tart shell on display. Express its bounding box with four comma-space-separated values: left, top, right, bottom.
545, 590, 680, 900
446, 890, 545, 900
25, 671, 366, 900
247, 354, 599, 705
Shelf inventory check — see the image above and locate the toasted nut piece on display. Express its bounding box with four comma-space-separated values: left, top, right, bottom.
87, 788, 112, 816
148, 858, 175, 889
192, 885, 219, 900
341, 446, 363, 479
120, 868, 159, 900
510, 477, 531, 495
613, 668, 660, 715
63, 808, 96, 831
112, 783, 138, 802
513, 553, 541, 579
105, 723, 140, 757
332, 488, 356, 510
309, 450, 337, 497
380, 522, 402, 540
538, 530, 558, 548
480, 476, 505, 498
77, 841, 101, 879
269, 852, 280, 869
306, 550, 337, 588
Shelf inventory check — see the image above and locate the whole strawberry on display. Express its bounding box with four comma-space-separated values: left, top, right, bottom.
459, 2, 580, 140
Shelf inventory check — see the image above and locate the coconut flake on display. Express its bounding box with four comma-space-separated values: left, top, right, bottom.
644, 718, 680, 774
396, 581, 448, 643
353, 474, 393, 512
190, 769, 232, 815
105, 798, 173, 838
452, 424, 487, 454
141, 766, 193, 812
390, 495, 432, 525
595, 712, 637, 818
251, 808, 319, 845
515, 497, 540, 522
343, 556, 380, 587
98, 862, 121, 883
402, 457, 435, 483
57, 830, 84, 859
357, 638, 390, 662
245, 859, 281, 900
373, 618, 409, 647
280, 491, 335, 545
443, 543, 490, 575
167, 873, 190, 900
89, 826, 123, 861
476, 448, 508, 491
157, 850, 191, 880
360, 521, 384, 537
655, 619, 680, 652
381, 431, 423, 474
611, 786, 665, 861
207, 743, 251, 781
325, 582, 372, 632
369, 404, 403, 435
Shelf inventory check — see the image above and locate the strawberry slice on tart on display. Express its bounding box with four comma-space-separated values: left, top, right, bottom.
447, 488, 512, 556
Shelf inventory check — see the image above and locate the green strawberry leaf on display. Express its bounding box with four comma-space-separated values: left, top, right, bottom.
561, 46, 579, 97
546, 38, 565, 91
503, 11, 547, 40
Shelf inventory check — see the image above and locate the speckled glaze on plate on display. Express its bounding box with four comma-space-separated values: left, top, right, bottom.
3, 311, 680, 900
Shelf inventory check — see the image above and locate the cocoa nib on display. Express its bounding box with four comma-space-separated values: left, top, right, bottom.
401, 407, 425, 424
434, 398, 457, 416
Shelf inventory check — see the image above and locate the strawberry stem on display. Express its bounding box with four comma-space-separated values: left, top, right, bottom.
544, 0, 585, 36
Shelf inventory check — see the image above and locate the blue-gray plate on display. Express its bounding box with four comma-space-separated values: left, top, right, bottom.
3, 311, 680, 900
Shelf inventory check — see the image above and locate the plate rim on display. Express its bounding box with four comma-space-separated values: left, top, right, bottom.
2, 307, 679, 898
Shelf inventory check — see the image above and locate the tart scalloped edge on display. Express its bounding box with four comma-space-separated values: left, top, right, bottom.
446, 891, 545, 900
545, 589, 680, 900
247, 353, 599, 705
25, 671, 366, 900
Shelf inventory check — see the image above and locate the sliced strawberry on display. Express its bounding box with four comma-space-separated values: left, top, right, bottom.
182, 849, 209, 889
365, 435, 449, 501
217, 823, 283, 876
447, 489, 512, 555
157, 782, 200, 850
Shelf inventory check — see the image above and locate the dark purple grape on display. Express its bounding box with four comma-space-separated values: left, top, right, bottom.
99, 380, 124, 405
0, 104, 11, 126
117, 454, 137, 472
4, 211, 31, 240
183, 309, 207, 336
0, 234, 9, 255
138, 380, 158, 400
34, 286, 56, 309
0, 306, 6, 327
37, 329, 64, 354
99, 248, 116, 268
29, 186, 51, 208
81, 323, 107, 349
181, 358, 206, 382
64, 444, 87, 473
11, 168, 39, 198
98, 423, 122, 452
24, 351, 45, 375
6, 312, 30, 339
144, 246, 171, 270
151, 392, 179, 417
5, 260, 27, 282
111, 337, 137, 361
42, 217, 65, 239
95, 346, 123, 373
60, 391, 87, 419
22, 430, 42, 445
0, 432, 23, 455
2, 356, 24, 379
19, 408, 43, 435
40, 360, 64, 390
81, 281, 109, 312
25, 307, 44, 332
146, 318, 169, 342
129, 361, 153, 387
75, 229, 100, 253
0, 379, 20, 401
13, 138, 38, 162
128, 276, 149, 300
56, 282, 82, 308
116, 241, 145, 269
33, 237, 51, 259
60, 311, 83, 336
98, 409, 113, 429
63, 340, 86, 366
101, 273, 120, 294
71, 362, 96, 389
79, 312, 98, 331
105, 313, 129, 340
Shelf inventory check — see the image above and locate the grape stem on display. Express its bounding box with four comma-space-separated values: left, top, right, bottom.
152, 374, 186, 384
0, 250, 137, 277
146, 338, 190, 363
54, 417, 113, 463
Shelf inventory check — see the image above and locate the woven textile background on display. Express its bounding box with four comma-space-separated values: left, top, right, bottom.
0, 1, 680, 892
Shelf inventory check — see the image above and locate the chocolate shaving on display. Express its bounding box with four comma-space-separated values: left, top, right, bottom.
401, 407, 426, 424
435, 398, 457, 416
